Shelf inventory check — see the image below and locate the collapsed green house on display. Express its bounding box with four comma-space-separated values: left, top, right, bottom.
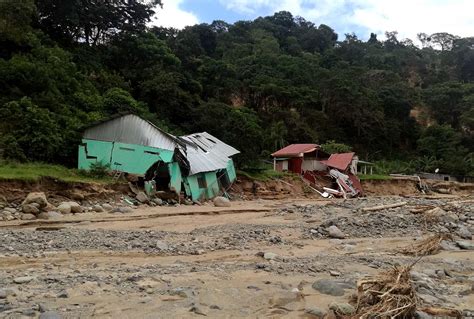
78, 114, 239, 201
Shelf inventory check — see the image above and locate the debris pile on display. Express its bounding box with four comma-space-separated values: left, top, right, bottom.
399, 234, 453, 256
353, 264, 419, 318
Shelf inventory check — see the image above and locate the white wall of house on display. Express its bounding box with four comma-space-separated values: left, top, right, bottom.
302, 159, 327, 171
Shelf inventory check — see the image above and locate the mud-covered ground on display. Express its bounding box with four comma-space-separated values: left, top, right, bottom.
0, 196, 473, 318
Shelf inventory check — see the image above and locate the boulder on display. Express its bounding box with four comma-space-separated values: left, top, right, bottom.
311, 279, 346, 296
305, 307, 326, 318
13, 276, 35, 284
22, 192, 49, 209
56, 203, 71, 214
22, 204, 40, 215
457, 225, 472, 240
38, 211, 62, 220
456, 240, 474, 250
213, 196, 231, 207
329, 302, 355, 315
101, 203, 113, 211
39, 311, 63, 319
92, 204, 104, 212
263, 252, 278, 261
65, 202, 83, 214
21, 214, 36, 220
136, 192, 149, 203
327, 225, 345, 239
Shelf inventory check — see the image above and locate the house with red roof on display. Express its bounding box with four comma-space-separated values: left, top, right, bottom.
271, 144, 330, 175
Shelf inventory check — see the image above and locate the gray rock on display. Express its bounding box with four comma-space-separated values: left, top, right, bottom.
39, 311, 62, 319
21, 213, 36, 220
329, 302, 355, 315
327, 225, 345, 239
263, 252, 278, 260
136, 192, 149, 203
38, 211, 62, 220
56, 203, 71, 214
66, 202, 83, 214
189, 306, 207, 316
440, 240, 459, 251
329, 239, 343, 245
213, 196, 231, 207
101, 203, 113, 211
416, 310, 434, 319
152, 198, 163, 205
457, 225, 472, 240
305, 307, 326, 318
456, 240, 474, 250
311, 279, 346, 296
13, 276, 35, 284
3, 207, 17, 214
92, 204, 104, 212
116, 206, 133, 213
0, 289, 6, 299
57, 290, 68, 298
22, 204, 40, 215
156, 240, 169, 250
22, 192, 49, 209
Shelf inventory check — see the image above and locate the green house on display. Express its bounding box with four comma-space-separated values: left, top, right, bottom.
78, 114, 239, 201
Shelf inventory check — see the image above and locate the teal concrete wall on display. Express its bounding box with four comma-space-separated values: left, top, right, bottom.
78, 139, 174, 176
226, 159, 237, 182
183, 172, 219, 201
168, 162, 182, 194
205, 171, 219, 199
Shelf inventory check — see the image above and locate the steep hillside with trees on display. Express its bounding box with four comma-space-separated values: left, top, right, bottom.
0, 1, 473, 174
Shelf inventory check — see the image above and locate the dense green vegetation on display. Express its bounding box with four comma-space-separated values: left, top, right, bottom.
0, 1, 473, 175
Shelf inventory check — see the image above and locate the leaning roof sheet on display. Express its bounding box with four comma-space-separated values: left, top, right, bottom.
180, 132, 240, 175
322, 152, 355, 171
83, 114, 178, 151
271, 144, 320, 157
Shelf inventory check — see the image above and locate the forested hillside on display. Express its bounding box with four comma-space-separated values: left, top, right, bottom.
0, 1, 473, 174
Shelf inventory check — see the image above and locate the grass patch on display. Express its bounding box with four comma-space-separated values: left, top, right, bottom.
358, 174, 392, 181
237, 169, 295, 181
0, 161, 113, 183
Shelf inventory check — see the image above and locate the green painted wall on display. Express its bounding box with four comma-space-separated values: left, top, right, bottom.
226, 159, 237, 182
205, 171, 219, 199
168, 162, 182, 194
78, 139, 174, 176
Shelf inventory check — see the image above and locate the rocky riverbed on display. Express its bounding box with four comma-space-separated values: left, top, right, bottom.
0, 195, 472, 318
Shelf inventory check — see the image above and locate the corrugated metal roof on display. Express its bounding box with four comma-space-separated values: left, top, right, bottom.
180, 132, 240, 175
271, 144, 320, 157
83, 114, 178, 151
323, 152, 355, 171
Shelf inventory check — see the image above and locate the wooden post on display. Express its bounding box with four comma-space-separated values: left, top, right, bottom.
273, 157, 276, 171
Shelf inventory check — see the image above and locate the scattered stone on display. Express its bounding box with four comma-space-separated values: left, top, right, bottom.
101, 203, 113, 211
456, 240, 474, 250
21, 214, 36, 220
327, 225, 345, 239
311, 279, 345, 296
56, 203, 71, 215
457, 225, 472, 240
189, 305, 207, 316
57, 290, 68, 298
156, 240, 169, 251
67, 202, 83, 214
39, 311, 62, 319
13, 276, 35, 284
3, 207, 17, 214
329, 302, 355, 315
415, 310, 434, 319
210, 305, 221, 310
136, 192, 149, 203
22, 192, 49, 209
22, 204, 40, 215
263, 252, 278, 261
114, 206, 133, 214
38, 211, 62, 220
213, 196, 231, 207
0, 290, 6, 299
440, 240, 459, 251
152, 198, 163, 205
305, 307, 326, 318
92, 204, 104, 212
329, 270, 341, 276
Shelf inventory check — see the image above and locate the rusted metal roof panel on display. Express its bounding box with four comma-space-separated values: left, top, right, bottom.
83, 114, 178, 151
180, 132, 240, 175
324, 152, 355, 171
271, 144, 320, 157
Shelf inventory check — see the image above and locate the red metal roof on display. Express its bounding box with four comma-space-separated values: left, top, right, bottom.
271, 144, 320, 157
323, 152, 355, 171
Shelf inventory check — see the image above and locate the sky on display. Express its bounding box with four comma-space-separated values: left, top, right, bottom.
151, 0, 474, 42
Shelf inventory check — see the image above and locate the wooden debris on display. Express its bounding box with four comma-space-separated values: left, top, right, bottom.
399, 234, 452, 256
354, 264, 418, 318
362, 201, 407, 212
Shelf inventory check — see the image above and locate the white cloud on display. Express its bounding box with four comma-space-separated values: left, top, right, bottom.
151, 0, 199, 29
219, 0, 474, 42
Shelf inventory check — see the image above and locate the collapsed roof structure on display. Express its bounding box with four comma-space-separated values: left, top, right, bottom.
78, 114, 239, 201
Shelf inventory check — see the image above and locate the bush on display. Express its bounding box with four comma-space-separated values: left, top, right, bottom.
83, 161, 111, 178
